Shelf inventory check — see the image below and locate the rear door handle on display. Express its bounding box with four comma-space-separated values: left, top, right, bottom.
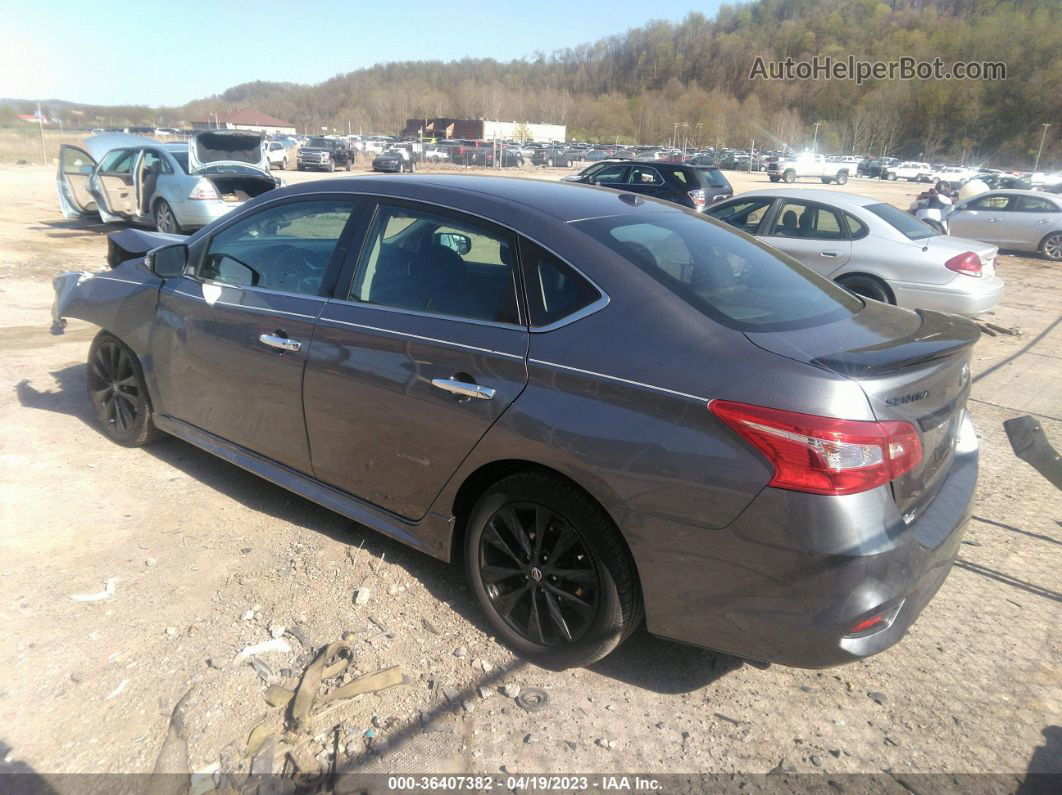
820, 250, 840, 257
259, 333, 301, 352
431, 378, 495, 400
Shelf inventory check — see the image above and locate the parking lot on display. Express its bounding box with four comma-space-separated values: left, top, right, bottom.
0, 161, 1059, 782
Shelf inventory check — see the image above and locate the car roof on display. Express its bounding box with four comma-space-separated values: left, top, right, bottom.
727, 188, 881, 209
973, 188, 1056, 198
276, 174, 678, 223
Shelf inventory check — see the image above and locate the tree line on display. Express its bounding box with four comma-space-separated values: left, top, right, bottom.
8, 0, 1061, 166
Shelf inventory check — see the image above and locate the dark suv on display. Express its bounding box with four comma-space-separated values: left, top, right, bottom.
565, 160, 733, 212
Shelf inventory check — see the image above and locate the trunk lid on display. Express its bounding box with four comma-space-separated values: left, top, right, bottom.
189, 130, 269, 173
745, 301, 979, 515
923, 234, 999, 278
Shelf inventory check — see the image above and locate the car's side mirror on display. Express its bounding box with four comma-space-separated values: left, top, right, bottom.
145, 244, 188, 277
435, 232, 471, 256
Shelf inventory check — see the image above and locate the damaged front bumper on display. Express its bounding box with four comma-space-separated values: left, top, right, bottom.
51, 270, 99, 335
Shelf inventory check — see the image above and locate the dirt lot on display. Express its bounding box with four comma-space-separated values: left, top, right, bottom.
0, 160, 1059, 787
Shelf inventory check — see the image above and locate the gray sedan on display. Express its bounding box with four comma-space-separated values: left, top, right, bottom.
707, 188, 1003, 315
52, 176, 979, 669
946, 190, 1062, 261
58, 130, 280, 233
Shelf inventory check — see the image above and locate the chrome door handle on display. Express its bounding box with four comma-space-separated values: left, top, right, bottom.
987, 218, 999, 222
431, 378, 495, 400
259, 333, 301, 352
820, 250, 840, 257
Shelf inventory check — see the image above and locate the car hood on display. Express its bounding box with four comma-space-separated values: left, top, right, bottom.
189, 130, 268, 173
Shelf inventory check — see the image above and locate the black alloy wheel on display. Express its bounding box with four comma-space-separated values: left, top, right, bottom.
478, 501, 601, 647
465, 472, 642, 667
87, 333, 161, 446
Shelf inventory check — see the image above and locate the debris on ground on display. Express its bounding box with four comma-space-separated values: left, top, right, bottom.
353, 587, 371, 606
516, 686, 549, 712
147, 687, 196, 795
69, 576, 117, 603
233, 637, 291, 663
104, 679, 128, 700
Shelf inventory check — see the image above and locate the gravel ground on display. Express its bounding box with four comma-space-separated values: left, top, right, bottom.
0, 162, 1058, 788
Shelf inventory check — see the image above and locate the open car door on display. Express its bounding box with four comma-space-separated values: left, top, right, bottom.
57, 145, 98, 218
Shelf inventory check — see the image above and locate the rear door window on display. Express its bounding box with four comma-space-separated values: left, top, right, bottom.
574, 213, 861, 332
1014, 196, 1058, 213
350, 204, 520, 324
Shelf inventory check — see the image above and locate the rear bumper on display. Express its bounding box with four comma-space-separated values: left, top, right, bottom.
627, 412, 978, 668
891, 274, 1004, 316
174, 199, 243, 229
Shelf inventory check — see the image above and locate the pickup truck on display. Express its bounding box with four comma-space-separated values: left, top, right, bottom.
766, 153, 850, 184
296, 137, 353, 172
882, 161, 935, 182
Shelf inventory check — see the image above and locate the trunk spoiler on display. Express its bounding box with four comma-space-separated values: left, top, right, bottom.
107, 228, 186, 269
811, 310, 980, 378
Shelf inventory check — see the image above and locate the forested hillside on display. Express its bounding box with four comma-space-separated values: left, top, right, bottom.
10, 0, 1062, 164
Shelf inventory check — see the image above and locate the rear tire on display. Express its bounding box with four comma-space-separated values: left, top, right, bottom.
1040, 232, 1062, 261
835, 172, 848, 185
838, 274, 894, 304
464, 471, 643, 669
87, 332, 162, 447
153, 199, 180, 234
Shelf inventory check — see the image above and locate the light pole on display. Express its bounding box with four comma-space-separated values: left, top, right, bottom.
1033, 123, 1051, 173
812, 122, 821, 154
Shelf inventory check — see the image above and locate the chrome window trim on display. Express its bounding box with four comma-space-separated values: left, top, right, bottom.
316, 315, 525, 360
170, 284, 321, 321
325, 297, 524, 331
199, 188, 612, 332
528, 358, 710, 403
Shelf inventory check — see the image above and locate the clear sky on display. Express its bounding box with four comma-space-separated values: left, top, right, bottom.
0, 0, 725, 106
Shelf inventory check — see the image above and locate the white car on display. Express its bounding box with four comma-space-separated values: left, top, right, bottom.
933, 166, 979, 187
264, 141, 289, 170
883, 161, 935, 182
707, 188, 1003, 316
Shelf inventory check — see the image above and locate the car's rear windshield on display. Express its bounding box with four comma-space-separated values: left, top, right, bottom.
573, 213, 861, 332
694, 167, 729, 188
865, 202, 936, 239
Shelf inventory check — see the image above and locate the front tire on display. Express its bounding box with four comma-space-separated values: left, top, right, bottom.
154, 199, 180, 234
464, 472, 642, 668
783, 170, 796, 183
769, 176, 780, 183
1040, 232, 1062, 261
87, 332, 162, 447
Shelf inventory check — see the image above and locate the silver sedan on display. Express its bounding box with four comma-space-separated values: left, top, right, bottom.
58, 131, 279, 233
707, 188, 1003, 316
945, 190, 1062, 261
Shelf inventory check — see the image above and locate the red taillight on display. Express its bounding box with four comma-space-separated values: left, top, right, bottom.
945, 251, 982, 277
709, 400, 922, 495
688, 188, 706, 207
